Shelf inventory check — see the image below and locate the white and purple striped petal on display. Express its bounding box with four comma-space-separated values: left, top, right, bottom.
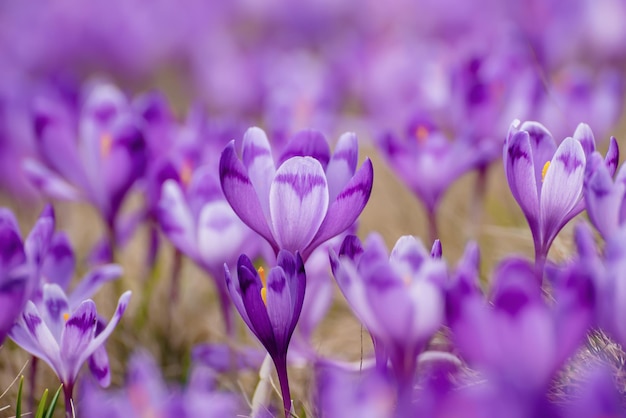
60, 300, 99, 382
325, 132, 358, 203
242, 127, 276, 222
269, 157, 329, 252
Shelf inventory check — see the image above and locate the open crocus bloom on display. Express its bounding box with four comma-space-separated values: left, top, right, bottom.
9, 285, 131, 395
219, 127, 373, 261
503, 120, 618, 264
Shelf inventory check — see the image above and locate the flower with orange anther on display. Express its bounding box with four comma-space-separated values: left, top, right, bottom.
225, 250, 306, 418
503, 120, 619, 277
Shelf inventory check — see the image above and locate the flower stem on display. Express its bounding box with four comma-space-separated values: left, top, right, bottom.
28, 356, 38, 411
534, 247, 546, 284
63, 382, 74, 418
169, 248, 183, 304
427, 209, 439, 243
274, 354, 292, 418
468, 165, 489, 239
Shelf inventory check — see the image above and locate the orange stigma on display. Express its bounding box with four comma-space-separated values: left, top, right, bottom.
415, 125, 429, 143
100, 133, 113, 157
541, 161, 551, 182
63, 313, 70, 322
258, 267, 267, 306
180, 160, 193, 188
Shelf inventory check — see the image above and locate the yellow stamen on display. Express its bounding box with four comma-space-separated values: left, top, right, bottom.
180, 160, 193, 188
100, 133, 113, 157
415, 125, 429, 143
258, 267, 267, 306
542, 161, 551, 182
63, 313, 70, 322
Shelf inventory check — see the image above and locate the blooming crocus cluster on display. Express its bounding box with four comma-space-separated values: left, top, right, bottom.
219, 127, 373, 260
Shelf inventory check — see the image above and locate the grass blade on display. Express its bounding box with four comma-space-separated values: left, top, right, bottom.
35, 388, 49, 418
15, 375, 23, 418
44, 384, 62, 418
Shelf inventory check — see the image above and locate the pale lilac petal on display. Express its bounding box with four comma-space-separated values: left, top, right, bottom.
265, 267, 293, 349
406, 279, 444, 343
389, 235, 429, 278
278, 129, 331, 169
220, 141, 276, 250
585, 163, 624, 238
572, 123, 596, 156
16, 302, 63, 376
325, 132, 358, 202
197, 201, 249, 269
41, 284, 70, 342
24, 204, 55, 267
518, 121, 557, 185
269, 157, 329, 252
505, 131, 540, 235
242, 127, 276, 222
88, 345, 111, 387
306, 159, 373, 259
605, 137, 620, 177
84, 291, 131, 359
541, 138, 586, 247
42, 233, 75, 289
158, 180, 197, 257
23, 159, 82, 201
68, 265, 123, 307
60, 300, 98, 383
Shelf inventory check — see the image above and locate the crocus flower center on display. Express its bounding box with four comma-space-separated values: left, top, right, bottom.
258, 266, 267, 306
541, 161, 551, 182
180, 159, 193, 188
415, 125, 429, 143
63, 313, 70, 321
100, 133, 113, 157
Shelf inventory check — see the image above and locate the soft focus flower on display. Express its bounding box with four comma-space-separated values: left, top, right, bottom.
584, 159, 626, 240
0, 205, 54, 344
330, 233, 446, 410
9, 286, 131, 412
503, 120, 618, 269
219, 127, 373, 260
225, 250, 306, 417
24, 81, 147, 237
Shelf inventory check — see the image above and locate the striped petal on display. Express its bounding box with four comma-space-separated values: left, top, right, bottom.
60, 300, 98, 383
325, 132, 358, 202
540, 138, 586, 247
158, 180, 197, 257
23, 159, 82, 201
269, 157, 329, 252
41, 284, 70, 342
197, 200, 249, 269
242, 127, 275, 222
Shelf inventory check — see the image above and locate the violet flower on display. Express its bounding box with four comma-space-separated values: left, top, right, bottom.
225, 250, 306, 417
0, 204, 54, 344
330, 233, 446, 412
584, 159, 626, 240
219, 127, 373, 261
503, 120, 618, 274
9, 286, 131, 416
23, 81, 147, 257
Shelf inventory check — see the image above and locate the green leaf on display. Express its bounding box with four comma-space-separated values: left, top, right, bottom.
44, 384, 63, 418
35, 388, 49, 418
15, 375, 23, 418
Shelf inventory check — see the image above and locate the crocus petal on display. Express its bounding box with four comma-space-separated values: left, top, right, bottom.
585, 163, 624, 238
238, 262, 276, 354
605, 137, 620, 177
265, 267, 293, 349
42, 284, 70, 342
88, 345, 111, 387
225, 264, 254, 332
0, 211, 25, 276
306, 158, 374, 259
540, 138, 586, 246
389, 236, 429, 279
69, 264, 123, 307
572, 123, 596, 156
325, 132, 358, 202
17, 302, 63, 375
23, 159, 82, 201
42, 233, 75, 290
197, 201, 249, 269
242, 127, 276, 222
505, 131, 540, 233
518, 121, 557, 185
278, 251, 306, 332
278, 129, 331, 170
220, 141, 276, 250
60, 300, 98, 383
269, 157, 329, 252
0, 272, 29, 344
24, 204, 55, 267
158, 180, 197, 257
83, 291, 131, 359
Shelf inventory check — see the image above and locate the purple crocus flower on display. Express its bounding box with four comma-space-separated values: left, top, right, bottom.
584, 159, 626, 240
219, 127, 373, 261
330, 233, 446, 412
225, 250, 306, 417
503, 120, 618, 273
9, 286, 131, 416
0, 204, 54, 344
23, 81, 147, 254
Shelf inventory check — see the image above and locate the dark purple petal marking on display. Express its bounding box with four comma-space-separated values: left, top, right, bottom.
24, 312, 42, 335
556, 152, 584, 174
274, 172, 327, 200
